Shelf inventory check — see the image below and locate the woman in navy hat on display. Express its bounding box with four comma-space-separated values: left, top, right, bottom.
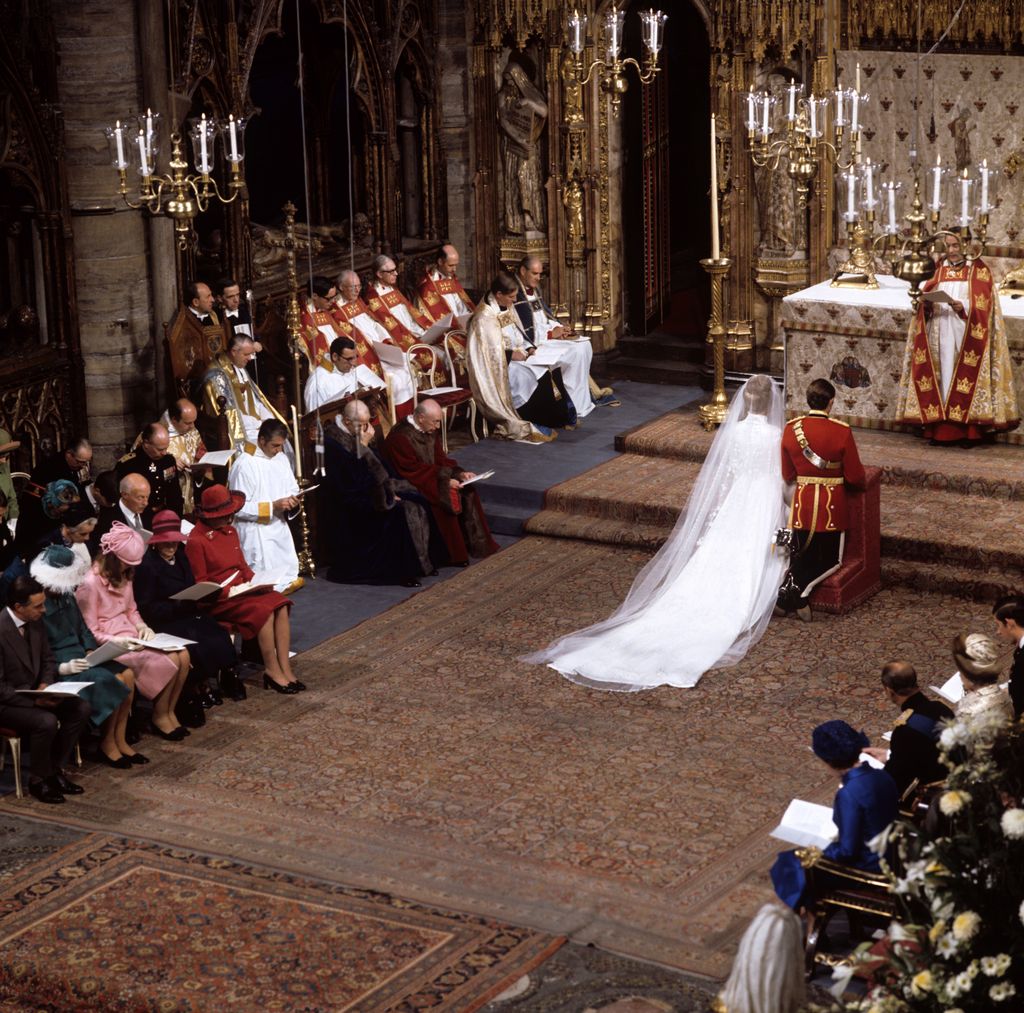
770, 719, 899, 909
135, 509, 243, 709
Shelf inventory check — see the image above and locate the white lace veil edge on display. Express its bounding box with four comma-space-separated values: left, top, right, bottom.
524, 376, 787, 682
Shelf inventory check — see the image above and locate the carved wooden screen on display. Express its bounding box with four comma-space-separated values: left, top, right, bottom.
640, 66, 670, 330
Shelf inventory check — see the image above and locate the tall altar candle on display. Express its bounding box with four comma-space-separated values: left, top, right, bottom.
980, 158, 990, 211
762, 93, 770, 137
199, 113, 209, 172
291, 404, 303, 480
746, 86, 755, 130
846, 170, 856, 218
137, 131, 150, 176
960, 173, 970, 223
114, 121, 125, 166
931, 155, 942, 210
229, 115, 239, 161
710, 114, 720, 259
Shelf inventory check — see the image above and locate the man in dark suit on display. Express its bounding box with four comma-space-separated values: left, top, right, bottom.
0, 575, 89, 803
863, 661, 954, 798
89, 473, 153, 557
993, 596, 1024, 718
776, 377, 867, 621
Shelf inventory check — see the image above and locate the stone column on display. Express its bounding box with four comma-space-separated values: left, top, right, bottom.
53, 0, 157, 469
436, 0, 476, 287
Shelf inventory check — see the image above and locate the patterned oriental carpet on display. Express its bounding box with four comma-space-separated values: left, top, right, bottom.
0, 536, 997, 979
0, 835, 562, 1012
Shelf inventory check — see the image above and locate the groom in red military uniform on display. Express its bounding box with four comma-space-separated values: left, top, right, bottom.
776, 378, 866, 621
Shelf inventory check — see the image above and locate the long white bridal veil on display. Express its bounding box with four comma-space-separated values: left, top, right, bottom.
524, 375, 787, 677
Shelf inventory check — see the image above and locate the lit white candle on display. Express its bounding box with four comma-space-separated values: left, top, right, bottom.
762, 93, 770, 137
835, 86, 844, 126
137, 131, 150, 176
960, 173, 970, 223
114, 121, 125, 166
847, 170, 856, 217
855, 62, 861, 93
747, 86, 755, 130
887, 186, 897, 230
229, 114, 238, 161
981, 158, 990, 211
145, 107, 154, 150
809, 97, 817, 137
710, 113, 720, 259
199, 113, 209, 172
850, 91, 860, 133
931, 155, 942, 210
787, 83, 796, 119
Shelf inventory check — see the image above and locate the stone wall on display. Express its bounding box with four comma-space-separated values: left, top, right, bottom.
53, 0, 159, 468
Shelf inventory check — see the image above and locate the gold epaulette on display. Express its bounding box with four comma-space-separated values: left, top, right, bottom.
117, 450, 136, 464
243, 443, 257, 456
831, 418, 851, 428
893, 708, 913, 728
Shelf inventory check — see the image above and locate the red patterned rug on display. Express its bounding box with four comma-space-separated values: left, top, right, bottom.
1, 536, 994, 978
0, 834, 562, 1012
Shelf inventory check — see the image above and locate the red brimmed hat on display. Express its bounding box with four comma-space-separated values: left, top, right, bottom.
149, 509, 188, 545
197, 484, 245, 519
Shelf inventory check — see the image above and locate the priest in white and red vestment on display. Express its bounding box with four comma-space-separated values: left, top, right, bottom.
300, 276, 344, 369
417, 244, 476, 323
333, 270, 416, 418
897, 231, 1019, 445
365, 255, 450, 385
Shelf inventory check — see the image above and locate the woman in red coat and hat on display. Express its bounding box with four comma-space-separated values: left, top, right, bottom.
185, 484, 303, 694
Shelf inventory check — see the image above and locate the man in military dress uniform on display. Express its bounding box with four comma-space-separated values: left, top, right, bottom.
116, 422, 184, 517
862, 661, 954, 799
776, 378, 866, 621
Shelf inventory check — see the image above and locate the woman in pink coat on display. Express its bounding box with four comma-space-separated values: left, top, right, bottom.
76, 523, 191, 741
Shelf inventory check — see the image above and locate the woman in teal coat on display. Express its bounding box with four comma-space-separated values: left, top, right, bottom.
30, 544, 146, 769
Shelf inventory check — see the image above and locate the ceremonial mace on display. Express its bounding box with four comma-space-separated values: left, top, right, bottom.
283, 201, 316, 578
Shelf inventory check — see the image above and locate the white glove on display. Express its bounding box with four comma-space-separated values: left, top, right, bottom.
58, 658, 90, 676
112, 638, 139, 652
137, 625, 155, 642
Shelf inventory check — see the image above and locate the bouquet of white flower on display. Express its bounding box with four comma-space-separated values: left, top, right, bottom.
824, 719, 1024, 1012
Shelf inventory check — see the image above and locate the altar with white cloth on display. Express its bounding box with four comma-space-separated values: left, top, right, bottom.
782, 274, 1024, 442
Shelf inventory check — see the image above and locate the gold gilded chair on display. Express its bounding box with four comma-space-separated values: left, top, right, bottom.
407, 342, 477, 452
797, 846, 896, 978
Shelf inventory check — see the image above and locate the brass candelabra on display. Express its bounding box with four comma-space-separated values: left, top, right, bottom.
698, 257, 734, 431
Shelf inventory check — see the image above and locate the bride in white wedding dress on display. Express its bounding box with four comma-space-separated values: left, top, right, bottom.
526, 375, 788, 691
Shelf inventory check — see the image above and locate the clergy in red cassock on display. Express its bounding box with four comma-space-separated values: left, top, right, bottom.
383, 399, 498, 565
896, 231, 1019, 445
416, 244, 476, 323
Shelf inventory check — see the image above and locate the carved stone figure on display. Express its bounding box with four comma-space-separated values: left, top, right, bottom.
564, 179, 585, 256
561, 54, 584, 127
948, 107, 975, 172
498, 60, 548, 235
753, 73, 806, 255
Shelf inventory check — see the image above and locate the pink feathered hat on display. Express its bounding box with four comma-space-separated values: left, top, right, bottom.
99, 521, 145, 566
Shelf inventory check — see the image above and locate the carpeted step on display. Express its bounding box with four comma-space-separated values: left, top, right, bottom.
525, 452, 1024, 578
615, 406, 1024, 500
880, 558, 1023, 601
607, 357, 705, 387
616, 333, 706, 364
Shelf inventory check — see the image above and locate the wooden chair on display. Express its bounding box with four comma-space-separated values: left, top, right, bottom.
407, 343, 477, 452
442, 330, 487, 441
0, 728, 82, 800
798, 848, 896, 977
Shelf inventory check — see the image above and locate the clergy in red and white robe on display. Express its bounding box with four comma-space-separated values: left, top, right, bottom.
228, 419, 301, 593
304, 336, 386, 428
417, 244, 476, 323
897, 233, 1019, 444
334, 271, 416, 415
365, 255, 450, 385
300, 277, 345, 368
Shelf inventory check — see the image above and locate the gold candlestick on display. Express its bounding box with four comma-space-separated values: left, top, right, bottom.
698, 256, 734, 431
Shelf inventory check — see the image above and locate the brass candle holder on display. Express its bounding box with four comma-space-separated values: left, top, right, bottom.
698, 257, 734, 431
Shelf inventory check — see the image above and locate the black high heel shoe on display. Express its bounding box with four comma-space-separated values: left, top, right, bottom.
263, 675, 299, 695
125, 752, 150, 765
97, 751, 133, 769
150, 724, 188, 741
289, 679, 306, 692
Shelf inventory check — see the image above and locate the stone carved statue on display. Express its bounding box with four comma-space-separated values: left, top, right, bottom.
753, 73, 806, 256
561, 54, 584, 127
498, 59, 548, 235
564, 179, 585, 257
948, 107, 975, 172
